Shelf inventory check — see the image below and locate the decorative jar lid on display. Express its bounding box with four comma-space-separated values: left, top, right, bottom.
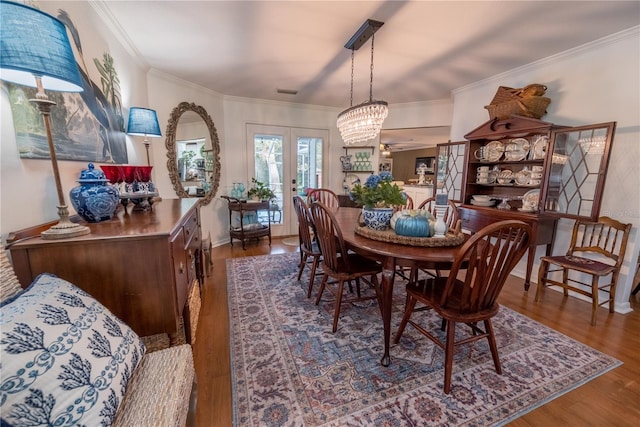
77, 163, 109, 183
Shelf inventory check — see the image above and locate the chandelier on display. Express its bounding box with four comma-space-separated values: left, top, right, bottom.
337, 19, 388, 146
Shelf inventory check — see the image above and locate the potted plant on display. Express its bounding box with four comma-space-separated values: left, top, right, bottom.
247, 178, 276, 201
350, 171, 406, 230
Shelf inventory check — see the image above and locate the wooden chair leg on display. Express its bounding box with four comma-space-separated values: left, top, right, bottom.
314, 274, 328, 305
609, 272, 618, 313
306, 257, 319, 298
534, 260, 549, 302
297, 253, 308, 280
443, 320, 456, 394
332, 280, 345, 333
485, 319, 502, 374
393, 296, 417, 344
591, 275, 600, 326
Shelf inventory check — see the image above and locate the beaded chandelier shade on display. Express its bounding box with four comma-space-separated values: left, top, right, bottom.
337, 19, 388, 146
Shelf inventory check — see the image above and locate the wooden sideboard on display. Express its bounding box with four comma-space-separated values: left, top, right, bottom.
457, 205, 557, 290
7, 199, 202, 341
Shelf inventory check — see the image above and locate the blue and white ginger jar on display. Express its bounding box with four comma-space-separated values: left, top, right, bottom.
70, 163, 120, 222
362, 207, 394, 231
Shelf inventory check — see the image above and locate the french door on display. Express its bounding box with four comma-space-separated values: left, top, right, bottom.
246, 124, 327, 236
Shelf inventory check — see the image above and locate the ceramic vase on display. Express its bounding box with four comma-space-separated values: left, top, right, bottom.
433, 205, 449, 238
70, 163, 120, 222
362, 207, 394, 231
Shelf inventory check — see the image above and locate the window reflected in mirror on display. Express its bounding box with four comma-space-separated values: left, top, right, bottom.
166, 102, 221, 205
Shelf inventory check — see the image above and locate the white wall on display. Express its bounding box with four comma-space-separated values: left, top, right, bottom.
146, 70, 226, 245
451, 27, 640, 312
1, 1, 149, 243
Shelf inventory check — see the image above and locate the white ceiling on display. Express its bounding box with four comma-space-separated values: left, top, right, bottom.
97, 0, 639, 149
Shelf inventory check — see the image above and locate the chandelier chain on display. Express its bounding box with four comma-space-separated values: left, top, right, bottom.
350, 49, 355, 107
369, 34, 375, 102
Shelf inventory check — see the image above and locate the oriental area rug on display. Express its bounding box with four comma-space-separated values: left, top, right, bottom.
227, 253, 621, 426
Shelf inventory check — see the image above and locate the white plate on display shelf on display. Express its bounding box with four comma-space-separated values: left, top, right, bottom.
518, 207, 537, 213
470, 200, 496, 207
484, 141, 505, 162
531, 135, 548, 160
504, 138, 531, 161
523, 189, 541, 209
342, 174, 360, 193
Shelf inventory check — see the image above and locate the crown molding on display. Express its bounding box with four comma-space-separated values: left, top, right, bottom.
454, 25, 640, 96
88, 1, 148, 70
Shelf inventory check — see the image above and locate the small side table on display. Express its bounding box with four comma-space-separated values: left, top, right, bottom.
221, 196, 272, 249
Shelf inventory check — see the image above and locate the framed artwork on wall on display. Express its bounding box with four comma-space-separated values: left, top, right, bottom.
415, 156, 435, 174
5, 7, 128, 164
379, 158, 393, 173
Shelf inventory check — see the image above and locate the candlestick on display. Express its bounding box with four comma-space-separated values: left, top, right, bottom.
435, 193, 448, 206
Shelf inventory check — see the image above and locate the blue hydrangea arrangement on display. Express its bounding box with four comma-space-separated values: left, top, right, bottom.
350, 171, 406, 209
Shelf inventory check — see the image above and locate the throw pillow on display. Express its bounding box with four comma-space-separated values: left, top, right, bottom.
1, 273, 146, 426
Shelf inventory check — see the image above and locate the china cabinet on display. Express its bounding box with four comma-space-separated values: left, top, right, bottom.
436, 115, 616, 290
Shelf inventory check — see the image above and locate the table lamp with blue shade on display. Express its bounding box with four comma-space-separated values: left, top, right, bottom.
127, 107, 162, 166
0, 0, 90, 239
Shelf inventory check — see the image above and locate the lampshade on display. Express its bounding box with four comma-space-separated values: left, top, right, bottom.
127, 107, 162, 137
0, 1, 83, 92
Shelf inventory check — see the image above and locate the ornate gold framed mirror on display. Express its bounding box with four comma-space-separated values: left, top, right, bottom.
165, 102, 221, 205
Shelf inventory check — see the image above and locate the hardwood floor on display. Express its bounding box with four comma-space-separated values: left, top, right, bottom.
194, 237, 640, 426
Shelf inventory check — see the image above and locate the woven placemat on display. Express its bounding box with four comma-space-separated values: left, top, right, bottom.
355, 225, 466, 247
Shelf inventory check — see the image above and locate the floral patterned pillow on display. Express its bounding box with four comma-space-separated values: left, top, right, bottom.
1, 273, 145, 426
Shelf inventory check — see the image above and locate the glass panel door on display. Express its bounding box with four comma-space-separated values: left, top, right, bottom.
541, 122, 616, 220
435, 141, 468, 203
247, 124, 327, 236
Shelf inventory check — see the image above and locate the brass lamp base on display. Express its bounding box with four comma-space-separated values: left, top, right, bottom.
41, 205, 90, 240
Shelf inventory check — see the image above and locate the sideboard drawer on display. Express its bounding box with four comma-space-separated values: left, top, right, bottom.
458, 207, 494, 233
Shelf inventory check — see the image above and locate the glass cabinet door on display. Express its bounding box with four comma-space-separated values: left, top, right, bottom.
435, 141, 468, 203
541, 122, 616, 220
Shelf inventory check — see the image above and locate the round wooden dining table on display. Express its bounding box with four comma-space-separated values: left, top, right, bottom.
331, 207, 467, 366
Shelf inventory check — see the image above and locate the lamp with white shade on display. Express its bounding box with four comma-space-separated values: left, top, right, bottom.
127, 107, 162, 166
0, 0, 90, 239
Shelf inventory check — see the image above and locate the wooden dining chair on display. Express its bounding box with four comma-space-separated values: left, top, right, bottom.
417, 196, 459, 229
309, 201, 383, 333
307, 188, 340, 208
293, 196, 323, 298
395, 196, 460, 283
404, 194, 414, 210
535, 216, 632, 326
394, 220, 531, 394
